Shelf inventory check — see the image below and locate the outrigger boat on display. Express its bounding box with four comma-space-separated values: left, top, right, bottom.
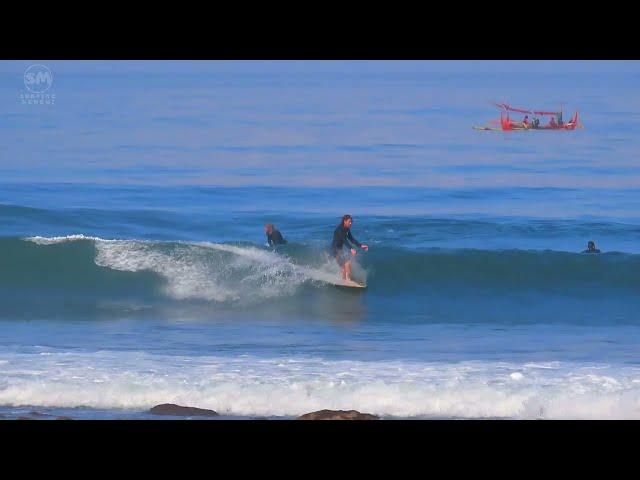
473, 102, 582, 131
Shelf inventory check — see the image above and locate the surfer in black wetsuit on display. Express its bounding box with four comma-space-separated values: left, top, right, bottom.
332, 215, 368, 281
265, 224, 287, 247
583, 240, 601, 254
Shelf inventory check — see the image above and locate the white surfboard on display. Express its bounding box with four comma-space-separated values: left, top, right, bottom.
291, 265, 366, 289
331, 278, 366, 289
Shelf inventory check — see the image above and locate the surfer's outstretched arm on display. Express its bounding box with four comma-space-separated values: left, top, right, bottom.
347, 229, 368, 251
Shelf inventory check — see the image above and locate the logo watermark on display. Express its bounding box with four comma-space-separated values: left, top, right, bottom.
20, 64, 56, 105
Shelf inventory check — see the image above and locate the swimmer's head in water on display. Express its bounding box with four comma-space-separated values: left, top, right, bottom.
588, 241, 596, 250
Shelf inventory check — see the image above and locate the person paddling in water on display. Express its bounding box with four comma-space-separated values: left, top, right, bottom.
331, 214, 368, 281
582, 240, 601, 254
265, 223, 287, 247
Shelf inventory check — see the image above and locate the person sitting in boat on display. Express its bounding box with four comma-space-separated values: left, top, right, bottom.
522, 115, 529, 127
532, 117, 540, 128
549, 116, 557, 128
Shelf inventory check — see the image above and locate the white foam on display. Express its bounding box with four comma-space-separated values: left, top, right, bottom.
93, 239, 341, 301
24, 236, 311, 301
94, 240, 239, 301
29, 235, 370, 301
1, 350, 639, 419
25, 234, 110, 245
24, 235, 366, 300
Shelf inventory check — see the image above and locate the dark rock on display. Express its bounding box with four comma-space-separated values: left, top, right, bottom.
28, 411, 51, 418
297, 409, 379, 420
149, 404, 219, 417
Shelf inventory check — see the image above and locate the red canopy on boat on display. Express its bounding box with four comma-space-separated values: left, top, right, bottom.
492, 102, 560, 116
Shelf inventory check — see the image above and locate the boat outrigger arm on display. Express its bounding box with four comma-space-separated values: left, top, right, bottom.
473, 102, 583, 131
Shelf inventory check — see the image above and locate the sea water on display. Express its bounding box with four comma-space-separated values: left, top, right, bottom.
0, 60, 639, 419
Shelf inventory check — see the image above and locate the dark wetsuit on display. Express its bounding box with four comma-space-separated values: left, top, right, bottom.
267, 229, 287, 247
332, 224, 362, 265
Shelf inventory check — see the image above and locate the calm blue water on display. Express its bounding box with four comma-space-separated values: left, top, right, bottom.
1, 61, 639, 419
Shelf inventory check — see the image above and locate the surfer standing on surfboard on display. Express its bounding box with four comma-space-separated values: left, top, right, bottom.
331, 215, 368, 281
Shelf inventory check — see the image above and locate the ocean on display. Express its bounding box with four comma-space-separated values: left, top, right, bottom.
1, 60, 639, 419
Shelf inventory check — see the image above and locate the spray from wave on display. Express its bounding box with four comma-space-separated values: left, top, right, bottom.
19, 235, 363, 303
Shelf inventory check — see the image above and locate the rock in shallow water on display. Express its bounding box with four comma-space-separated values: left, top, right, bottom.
297, 410, 379, 420
149, 404, 219, 417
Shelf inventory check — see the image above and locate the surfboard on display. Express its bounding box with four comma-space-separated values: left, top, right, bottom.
331, 278, 366, 289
